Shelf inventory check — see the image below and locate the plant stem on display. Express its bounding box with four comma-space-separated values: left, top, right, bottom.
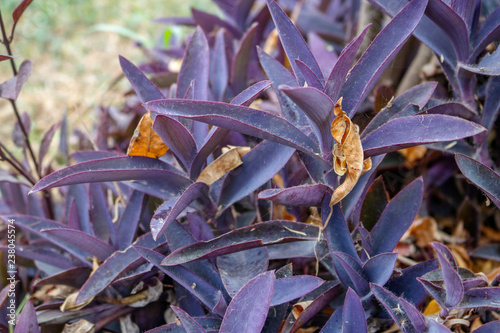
0, 10, 41, 179
0, 10, 17, 75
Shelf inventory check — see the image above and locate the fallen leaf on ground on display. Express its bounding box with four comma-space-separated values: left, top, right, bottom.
197, 146, 251, 185
410, 217, 441, 247
127, 110, 169, 159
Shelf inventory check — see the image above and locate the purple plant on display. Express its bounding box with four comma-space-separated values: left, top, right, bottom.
2, 0, 500, 332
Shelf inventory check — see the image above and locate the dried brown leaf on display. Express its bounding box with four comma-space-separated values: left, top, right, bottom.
62, 319, 95, 333
60, 292, 93, 312
292, 300, 313, 319
197, 146, 251, 185
329, 97, 372, 208
409, 217, 441, 247
127, 111, 169, 159
398, 146, 427, 167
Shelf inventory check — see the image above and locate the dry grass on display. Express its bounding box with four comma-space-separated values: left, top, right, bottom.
0, 0, 214, 141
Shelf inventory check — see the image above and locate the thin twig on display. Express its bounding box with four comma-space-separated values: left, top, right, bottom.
0, 148, 36, 185
0, 10, 17, 75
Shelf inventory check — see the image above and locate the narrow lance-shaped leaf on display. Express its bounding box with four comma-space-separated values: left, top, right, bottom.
218, 141, 295, 209
460, 46, 500, 76
295, 60, 324, 90
162, 221, 321, 266
210, 28, 228, 102
282, 86, 334, 155
455, 154, 500, 208
231, 23, 258, 93
145, 99, 322, 158
369, 177, 423, 256
362, 115, 486, 157
342, 288, 367, 333
340, 0, 428, 116
135, 247, 227, 316
30, 156, 192, 195
14, 300, 39, 333
150, 182, 211, 240
431, 242, 463, 307
119, 56, 164, 104
271, 276, 324, 306
219, 271, 274, 333
217, 247, 269, 298
171, 306, 207, 333
259, 184, 332, 207
267, 0, 324, 86
324, 25, 370, 103
11, 0, 34, 36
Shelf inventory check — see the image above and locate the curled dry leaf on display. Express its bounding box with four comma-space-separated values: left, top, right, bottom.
127, 111, 169, 159
60, 291, 93, 312
330, 98, 372, 206
197, 146, 251, 185
323, 98, 372, 230
409, 217, 441, 247
62, 319, 95, 333
292, 300, 314, 319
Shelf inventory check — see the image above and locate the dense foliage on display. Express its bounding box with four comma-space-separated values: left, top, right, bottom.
1, 0, 500, 332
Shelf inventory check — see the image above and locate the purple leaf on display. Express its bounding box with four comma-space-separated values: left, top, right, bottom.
42, 228, 114, 261
455, 154, 500, 208
0, 54, 14, 62
230, 80, 273, 106
231, 23, 258, 93
38, 122, 60, 172
162, 221, 320, 266
370, 177, 423, 255
455, 287, 500, 309
362, 115, 486, 157
420, 102, 479, 123
177, 27, 209, 101
12, 111, 30, 148
210, 29, 229, 101
287, 282, 344, 332
362, 82, 438, 136
35, 266, 92, 289
257, 47, 307, 125
267, 0, 323, 86
281, 86, 334, 154
295, 59, 324, 90
30, 156, 192, 194
145, 99, 322, 158
218, 141, 295, 209
431, 242, 463, 307
470, 244, 500, 261
481, 77, 500, 131
342, 288, 367, 333
340, 0, 428, 116
323, 25, 370, 103
14, 300, 39, 333
333, 252, 370, 296
2, 245, 73, 270
259, 184, 332, 207
324, 203, 359, 261
460, 46, 500, 76
369, 0, 456, 65
308, 32, 337, 79
213, 0, 255, 30
418, 277, 448, 309
363, 253, 398, 287
66, 184, 91, 234
116, 191, 145, 250
385, 259, 439, 306
171, 306, 207, 333
134, 247, 227, 316
472, 320, 500, 333
371, 283, 426, 333
425, 0, 469, 61
6, 215, 92, 266
188, 213, 214, 242
119, 56, 164, 104
0, 60, 32, 100
153, 115, 197, 170
471, 7, 500, 60
191, 8, 241, 38
217, 247, 269, 298
146, 317, 221, 333
321, 307, 343, 333
219, 271, 274, 333
151, 182, 210, 240
12, 0, 33, 31
89, 183, 117, 246
271, 275, 324, 306
76, 233, 163, 304
190, 127, 230, 180
427, 319, 452, 333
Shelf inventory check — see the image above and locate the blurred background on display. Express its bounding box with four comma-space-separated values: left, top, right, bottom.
0, 0, 214, 139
